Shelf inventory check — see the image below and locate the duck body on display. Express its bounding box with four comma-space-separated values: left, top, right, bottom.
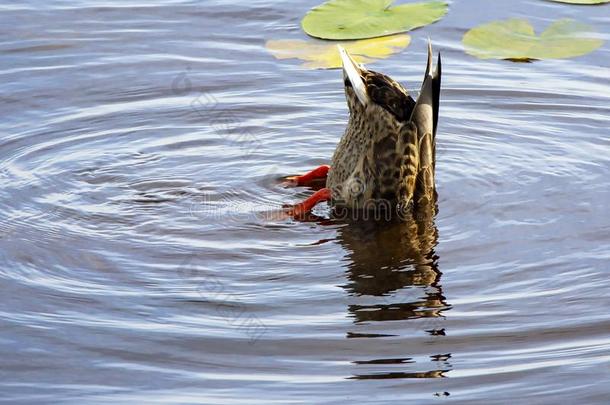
328, 45, 441, 212
285, 43, 441, 218
327, 69, 416, 209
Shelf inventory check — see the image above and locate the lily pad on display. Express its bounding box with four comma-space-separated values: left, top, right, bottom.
266, 34, 410, 69
301, 0, 448, 40
547, 0, 609, 4
462, 18, 604, 61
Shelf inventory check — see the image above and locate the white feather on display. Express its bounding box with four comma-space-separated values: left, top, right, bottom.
338, 45, 368, 106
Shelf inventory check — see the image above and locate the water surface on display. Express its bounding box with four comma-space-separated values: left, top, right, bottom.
1, 0, 609, 403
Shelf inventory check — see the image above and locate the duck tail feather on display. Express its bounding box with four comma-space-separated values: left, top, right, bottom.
337, 45, 369, 106
409, 41, 437, 196
432, 52, 441, 140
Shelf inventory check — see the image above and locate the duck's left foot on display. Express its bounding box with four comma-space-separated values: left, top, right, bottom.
283, 165, 330, 187
284, 188, 331, 217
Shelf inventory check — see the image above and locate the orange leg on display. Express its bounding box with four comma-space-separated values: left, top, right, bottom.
284, 165, 330, 187
286, 188, 331, 216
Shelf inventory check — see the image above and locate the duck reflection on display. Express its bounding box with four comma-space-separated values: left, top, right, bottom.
337, 202, 448, 323
333, 201, 452, 380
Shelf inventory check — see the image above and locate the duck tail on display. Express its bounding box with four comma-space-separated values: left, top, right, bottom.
432, 52, 441, 140
409, 39, 441, 203
337, 45, 369, 106
410, 40, 435, 142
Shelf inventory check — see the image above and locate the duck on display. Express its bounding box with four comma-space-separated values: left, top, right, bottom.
285, 41, 441, 218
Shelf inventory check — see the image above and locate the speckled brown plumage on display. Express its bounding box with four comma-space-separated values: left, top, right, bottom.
344, 70, 416, 122
328, 45, 441, 213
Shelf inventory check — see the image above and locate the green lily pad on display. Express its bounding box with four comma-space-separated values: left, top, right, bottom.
547, 0, 609, 4
301, 0, 448, 40
462, 18, 604, 61
266, 34, 411, 69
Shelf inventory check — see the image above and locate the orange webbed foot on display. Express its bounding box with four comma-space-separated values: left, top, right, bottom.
283, 165, 330, 188
284, 188, 331, 217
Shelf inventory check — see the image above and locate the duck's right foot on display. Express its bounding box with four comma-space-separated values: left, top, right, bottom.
284, 188, 331, 217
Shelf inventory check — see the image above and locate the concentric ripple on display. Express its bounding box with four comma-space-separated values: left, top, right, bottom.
1, 0, 609, 403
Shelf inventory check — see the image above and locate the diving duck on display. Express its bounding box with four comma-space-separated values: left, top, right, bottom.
286, 41, 441, 217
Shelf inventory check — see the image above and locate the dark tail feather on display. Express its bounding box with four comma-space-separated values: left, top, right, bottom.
432, 53, 441, 139
432, 53, 441, 171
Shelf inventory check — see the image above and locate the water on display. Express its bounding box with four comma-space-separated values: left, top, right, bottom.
1, 0, 609, 403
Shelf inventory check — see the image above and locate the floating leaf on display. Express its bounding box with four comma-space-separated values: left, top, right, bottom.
266, 34, 410, 69
301, 0, 448, 40
547, 0, 609, 4
462, 18, 604, 61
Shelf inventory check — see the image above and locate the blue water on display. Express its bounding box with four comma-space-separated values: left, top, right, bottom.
1, 0, 609, 403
